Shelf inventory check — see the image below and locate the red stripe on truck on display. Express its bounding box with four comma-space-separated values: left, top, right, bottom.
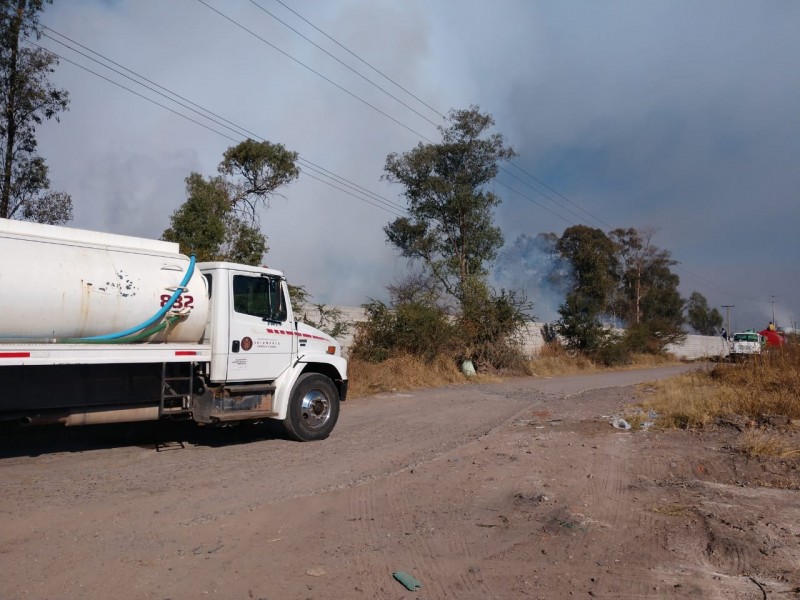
260, 328, 329, 342
0, 352, 30, 358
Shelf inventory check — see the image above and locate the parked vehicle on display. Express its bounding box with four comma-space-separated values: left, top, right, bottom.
0, 219, 347, 441
729, 331, 763, 362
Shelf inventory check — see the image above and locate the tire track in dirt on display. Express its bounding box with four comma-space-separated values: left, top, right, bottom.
342, 452, 501, 598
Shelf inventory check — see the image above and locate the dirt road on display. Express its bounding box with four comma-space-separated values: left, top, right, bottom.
1, 365, 798, 599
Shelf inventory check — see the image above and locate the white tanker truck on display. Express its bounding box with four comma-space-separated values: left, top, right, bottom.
0, 218, 347, 441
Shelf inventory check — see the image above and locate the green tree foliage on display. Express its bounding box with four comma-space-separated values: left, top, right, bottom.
687, 291, 723, 335
162, 139, 298, 265
458, 282, 533, 371
383, 106, 516, 306
351, 270, 532, 371
218, 138, 299, 224
610, 228, 685, 352
304, 304, 351, 339
375, 107, 529, 371
351, 273, 456, 363
162, 174, 266, 264
351, 298, 456, 363
552, 225, 685, 359
0, 0, 71, 224
555, 226, 619, 353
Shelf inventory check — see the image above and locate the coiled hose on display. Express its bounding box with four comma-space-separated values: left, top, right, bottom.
71, 255, 196, 343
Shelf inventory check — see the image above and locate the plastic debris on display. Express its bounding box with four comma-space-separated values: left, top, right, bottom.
611, 418, 632, 430
640, 421, 655, 430
392, 571, 422, 591
461, 360, 476, 377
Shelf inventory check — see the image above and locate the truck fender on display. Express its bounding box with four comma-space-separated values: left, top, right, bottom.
271, 354, 348, 420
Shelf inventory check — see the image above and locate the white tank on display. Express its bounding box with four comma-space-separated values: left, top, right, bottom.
0, 219, 208, 343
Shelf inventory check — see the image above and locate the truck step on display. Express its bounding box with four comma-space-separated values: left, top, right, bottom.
210, 409, 278, 422
225, 383, 277, 395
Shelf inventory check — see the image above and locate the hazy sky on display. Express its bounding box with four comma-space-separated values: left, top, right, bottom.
35, 0, 799, 330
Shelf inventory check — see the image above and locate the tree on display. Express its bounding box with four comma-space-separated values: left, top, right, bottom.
553, 225, 619, 353
610, 228, 685, 351
162, 139, 299, 265
0, 0, 71, 224
609, 227, 655, 324
556, 226, 619, 314
162, 173, 266, 264
629, 258, 685, 351
383, 106, 516, 307
218, 138, 299, 225
687, 291, 723, 336
551, 225, 686, 357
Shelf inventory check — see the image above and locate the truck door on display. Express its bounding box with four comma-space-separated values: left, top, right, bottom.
226, 272, 294, 382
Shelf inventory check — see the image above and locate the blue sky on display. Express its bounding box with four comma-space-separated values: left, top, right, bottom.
36, 0, 799, 330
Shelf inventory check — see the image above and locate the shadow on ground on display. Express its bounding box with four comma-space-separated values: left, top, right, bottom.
0, 418, 289, 458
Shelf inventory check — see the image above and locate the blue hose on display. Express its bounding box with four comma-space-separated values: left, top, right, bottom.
76, 255, 196, 341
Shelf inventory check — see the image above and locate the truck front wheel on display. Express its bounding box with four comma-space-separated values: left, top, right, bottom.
283, 373, 340, 441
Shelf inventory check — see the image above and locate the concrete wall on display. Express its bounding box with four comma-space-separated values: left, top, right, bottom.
303, 306, 728, 361
665, 334, 729, 360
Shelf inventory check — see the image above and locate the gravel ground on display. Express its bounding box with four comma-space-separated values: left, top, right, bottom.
1, 365, 798, 599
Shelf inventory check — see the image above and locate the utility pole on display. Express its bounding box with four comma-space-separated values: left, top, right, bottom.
770, 295, 777, 327
721, 305, 734, 338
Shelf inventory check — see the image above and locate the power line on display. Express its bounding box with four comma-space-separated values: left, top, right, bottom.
673, 265, 762, 304
301, 169, 405, 217
29, 41, 242, 143
246, 0, 442, 129
507, 161, 614, 230
258, 0, 610, 229
35, 29, 410, 218
38, 13, 761, 307
194, 0, 585, 227
272, 0, 446, 120
498, 166, 589, 226
31, 27, 673, 288
194, 0, 435, 143
38, 30, 551, 274
41, 25, 254, 139
40, 22, 558, 238
40, 32, 251, 140
494, 179, 574, 227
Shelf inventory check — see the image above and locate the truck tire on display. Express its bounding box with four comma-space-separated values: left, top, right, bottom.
283, 373, 340, 442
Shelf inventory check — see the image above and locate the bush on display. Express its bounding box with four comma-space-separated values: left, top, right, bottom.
622, 320, 685, 354
350, 283, 532, 374
622, 322, 660, 354
591, 334, 631, 366
350, 299, 456, 363
459, 286, 532, 372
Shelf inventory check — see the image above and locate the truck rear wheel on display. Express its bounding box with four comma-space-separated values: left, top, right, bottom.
283, 373, 340, 442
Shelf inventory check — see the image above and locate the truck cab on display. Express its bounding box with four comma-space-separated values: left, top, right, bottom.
195, 263, 348, 440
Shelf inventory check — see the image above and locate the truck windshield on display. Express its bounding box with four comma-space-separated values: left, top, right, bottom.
232, 275, 287, 322
733, 333, 759, 342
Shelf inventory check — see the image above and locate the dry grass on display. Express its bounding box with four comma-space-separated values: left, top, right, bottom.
529, 344, 598, 377
627, 353, 681, 368
741, 429, 800, 458
638, 345, 800, 429
348, 344, 684, 399
347, 354, 474, 399
530, 344, 679, 378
